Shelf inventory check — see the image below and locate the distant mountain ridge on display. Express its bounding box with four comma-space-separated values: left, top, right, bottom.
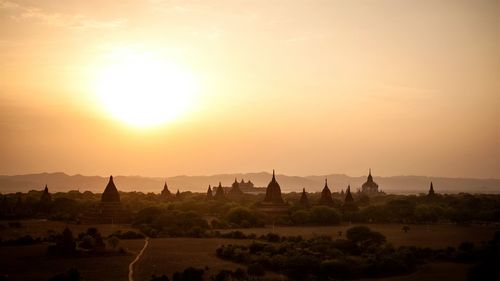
0, 172, 499, 194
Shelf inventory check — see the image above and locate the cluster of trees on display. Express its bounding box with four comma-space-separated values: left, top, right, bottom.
47, 227, 124, 256
216, 226, 500, 280
150, 266, 266, 281
288, 193, 500, 224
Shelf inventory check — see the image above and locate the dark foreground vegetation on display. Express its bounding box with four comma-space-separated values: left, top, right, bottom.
215, 226, 500, 281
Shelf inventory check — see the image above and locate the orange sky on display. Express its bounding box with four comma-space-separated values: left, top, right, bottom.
0, 0, 499, 178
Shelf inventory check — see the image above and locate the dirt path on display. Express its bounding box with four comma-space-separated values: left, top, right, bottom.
129, 238, 150, 281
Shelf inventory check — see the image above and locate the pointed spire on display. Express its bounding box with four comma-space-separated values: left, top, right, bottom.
234, 177, 238, 183
369, 168, 371, 176
44, 184, 48, 192
325, 178, 328, 188
344, 185, 354, 203
428, 182, 435, 196
272, 169, 275, 180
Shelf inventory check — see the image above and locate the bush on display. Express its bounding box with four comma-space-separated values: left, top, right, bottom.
291, 210, 311, 225
247, 263, 265, 276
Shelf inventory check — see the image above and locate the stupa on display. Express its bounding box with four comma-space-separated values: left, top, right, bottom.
318, 179, 334, 206
257, 170, 288, 215
80, 176, 130, 224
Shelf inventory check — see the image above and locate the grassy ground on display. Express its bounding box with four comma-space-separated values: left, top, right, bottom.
0, 240, 145, 281
133, 238, 278, 281
222, 223, 499, 248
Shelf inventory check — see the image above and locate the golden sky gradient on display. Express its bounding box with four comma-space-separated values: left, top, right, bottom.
0, 0, 499, 178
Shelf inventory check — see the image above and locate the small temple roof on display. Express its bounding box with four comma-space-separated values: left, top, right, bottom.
102, 176, 120, 203
344, 185, 354, 203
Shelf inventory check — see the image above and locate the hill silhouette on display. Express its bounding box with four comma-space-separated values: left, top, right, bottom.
0, 172, 499, 194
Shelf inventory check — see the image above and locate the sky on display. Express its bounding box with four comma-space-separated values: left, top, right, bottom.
0, 0, 499, 179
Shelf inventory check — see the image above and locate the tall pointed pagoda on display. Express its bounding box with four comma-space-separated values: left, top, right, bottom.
102, 176, 120, 202
299, 188, 310, 207
161, 181, 173, 199
344, 185, 354, 204
258, 170, 288, 216
40, 184, 52, 203
427, 182, 436, 196
318, 178, 334, 206
206, 185, 213, 200
81, 175, 130, 224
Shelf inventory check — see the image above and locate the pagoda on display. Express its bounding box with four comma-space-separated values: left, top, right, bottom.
299, 188, 310, 207
427, 182, 436, 196
214, 182, 226, 201
342, 185, 358, 213
318, 179, 334, 206
361, 169, 379, 194
80, 176, 130, 224
228, 178, 244, 200
206, 185, 213, 200
40, 184, 52, 203
160, 181, 173, 199
257, 170, 288, 215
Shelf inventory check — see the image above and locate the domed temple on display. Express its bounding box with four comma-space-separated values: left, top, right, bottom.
257, 170, 288, 215
80, 176, 130, 224
361, 169, 380, 194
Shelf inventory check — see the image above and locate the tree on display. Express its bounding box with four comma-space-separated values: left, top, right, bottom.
346, 226, 386, 249
310, 206, 341, 225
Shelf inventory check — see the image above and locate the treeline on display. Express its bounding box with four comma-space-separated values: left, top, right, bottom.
1, 190, 499, 228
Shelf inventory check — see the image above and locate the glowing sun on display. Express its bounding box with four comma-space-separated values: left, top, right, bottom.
95, 50, 196, 127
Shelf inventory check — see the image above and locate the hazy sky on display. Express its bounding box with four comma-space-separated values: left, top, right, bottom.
0, 0, 499, 178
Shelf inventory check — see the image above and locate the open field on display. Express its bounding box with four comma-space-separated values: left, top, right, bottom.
0, 220, 136, 240
133, 238, 274, 281
0, 240, 145, 281
222, 223, 500, 248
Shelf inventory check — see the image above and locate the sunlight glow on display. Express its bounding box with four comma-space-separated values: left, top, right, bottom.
95, 49, 197, 127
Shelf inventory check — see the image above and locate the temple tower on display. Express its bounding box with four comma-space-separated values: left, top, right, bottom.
228, 178, 244, 199
40, 184, 52, 203
299, 188, 310, 207
161, 181, 173, 199
206, 185, 213, 200
214, 182, 225, 201
344, 185, 354, 204
263, 170, 284, 204
318, 178, 334, 206
427, 182, 435, 196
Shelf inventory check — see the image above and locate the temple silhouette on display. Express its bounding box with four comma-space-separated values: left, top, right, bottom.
80, 176, 131, 224
361, 169, 382, 194
256, 170, 289, 215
